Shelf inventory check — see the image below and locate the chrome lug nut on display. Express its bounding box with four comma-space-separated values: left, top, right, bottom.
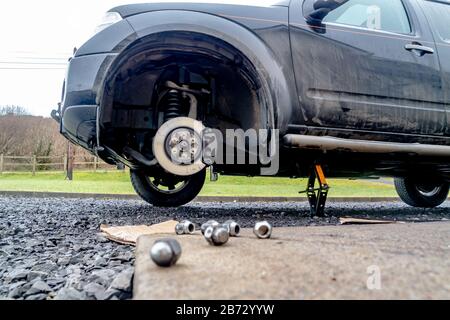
201, 220, 220, 235
204, 225, 229, 246
254, 221, 273, 239
223, 220, 241, 237
175, 220, 195, 235
150, 238, 182, 267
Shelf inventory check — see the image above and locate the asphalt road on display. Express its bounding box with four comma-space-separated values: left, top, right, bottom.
1, 196, 449, 300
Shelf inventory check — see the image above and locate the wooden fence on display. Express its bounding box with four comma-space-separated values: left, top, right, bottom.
0, 154, 117, 175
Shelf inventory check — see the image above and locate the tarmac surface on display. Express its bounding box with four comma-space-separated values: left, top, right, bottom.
1, 196, 449, 300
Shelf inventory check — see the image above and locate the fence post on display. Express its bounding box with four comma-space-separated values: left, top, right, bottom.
94, 156, 98, 172
66, 142, 75, 181
63, 154, 68, 174
32, 155, 36, 176
0, 154, 3, 174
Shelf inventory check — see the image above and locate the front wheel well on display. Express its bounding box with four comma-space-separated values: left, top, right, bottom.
98, 31, 275, 164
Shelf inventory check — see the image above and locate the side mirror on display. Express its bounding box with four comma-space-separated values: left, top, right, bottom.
305, 0, 349, 26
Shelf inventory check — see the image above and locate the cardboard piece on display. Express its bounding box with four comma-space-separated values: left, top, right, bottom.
339, 217, 397, 225
100, 220, 179, 246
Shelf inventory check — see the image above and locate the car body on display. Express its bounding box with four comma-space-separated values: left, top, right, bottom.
53, 0, 450, 209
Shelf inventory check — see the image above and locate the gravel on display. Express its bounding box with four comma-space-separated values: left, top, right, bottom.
1, 196, 450, 300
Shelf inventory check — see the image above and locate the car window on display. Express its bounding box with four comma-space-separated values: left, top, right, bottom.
422, 0, 450, 42
321, 0, 412, 34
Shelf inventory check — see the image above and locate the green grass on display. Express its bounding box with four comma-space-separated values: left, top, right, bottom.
0, 171, 397, 198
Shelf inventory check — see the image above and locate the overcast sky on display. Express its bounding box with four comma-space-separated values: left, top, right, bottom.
0, 0, 269, 117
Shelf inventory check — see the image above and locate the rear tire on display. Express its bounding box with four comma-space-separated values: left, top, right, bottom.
394, 177, 449, 208
130, 169, 206, 207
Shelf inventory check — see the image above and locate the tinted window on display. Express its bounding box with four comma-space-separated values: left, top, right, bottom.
422, 0, 450, 42
320, 0, 411, 34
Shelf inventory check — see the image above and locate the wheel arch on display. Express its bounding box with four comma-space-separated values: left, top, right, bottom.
97, 10, 293, 134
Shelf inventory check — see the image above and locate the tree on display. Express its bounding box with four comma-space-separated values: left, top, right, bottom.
0, 112, 96, 172
0, 105, 29, 116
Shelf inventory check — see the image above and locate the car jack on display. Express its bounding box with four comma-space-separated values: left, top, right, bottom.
300, 164, 330, 217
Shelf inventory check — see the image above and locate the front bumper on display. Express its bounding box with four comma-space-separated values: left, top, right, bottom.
56, 53, 116, 152
62, 105, 98, 150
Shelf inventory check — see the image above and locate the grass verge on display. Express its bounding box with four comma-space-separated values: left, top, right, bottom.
0, 171, 397, 198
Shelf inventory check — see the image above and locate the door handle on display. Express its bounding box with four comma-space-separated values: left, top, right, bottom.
405, 43, 435, 56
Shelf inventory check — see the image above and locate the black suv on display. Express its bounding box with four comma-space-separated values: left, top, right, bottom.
53, 0, 450, 211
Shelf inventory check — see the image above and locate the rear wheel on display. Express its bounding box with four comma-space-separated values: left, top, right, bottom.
394, 177, 449, 208
130, 169, 206, 207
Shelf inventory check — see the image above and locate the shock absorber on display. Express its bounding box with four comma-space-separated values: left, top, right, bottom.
164, 90, 183, 122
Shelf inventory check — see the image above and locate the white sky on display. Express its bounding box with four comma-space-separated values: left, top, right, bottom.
0, 0, 270, 117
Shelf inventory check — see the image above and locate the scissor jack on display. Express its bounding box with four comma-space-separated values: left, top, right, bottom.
299, 164, 330, 217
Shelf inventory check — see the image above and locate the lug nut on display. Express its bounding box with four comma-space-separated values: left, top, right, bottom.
150, 238, 182, 267
175, 220, 195, 235
204, 225, 229, 246
201, 220, 220, 235
223, 220, 241, 237
170, 137, 179, 145
254, 221, 273, 239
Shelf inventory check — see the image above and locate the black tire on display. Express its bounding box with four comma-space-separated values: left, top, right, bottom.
394, 177, 449, 208
130, 169, 206, 207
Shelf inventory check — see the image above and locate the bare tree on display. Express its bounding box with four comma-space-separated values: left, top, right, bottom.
0, 105, 29, 116
0, 112, 95, 172
0, 115, 24, 154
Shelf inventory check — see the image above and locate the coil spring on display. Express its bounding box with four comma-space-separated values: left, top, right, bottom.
164, 90, 183, 122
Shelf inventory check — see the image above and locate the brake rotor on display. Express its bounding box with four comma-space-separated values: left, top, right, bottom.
153, 117, 206, 176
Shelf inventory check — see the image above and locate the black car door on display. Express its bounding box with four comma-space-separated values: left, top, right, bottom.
419, 0, 450, 137
289, 0, 446, 140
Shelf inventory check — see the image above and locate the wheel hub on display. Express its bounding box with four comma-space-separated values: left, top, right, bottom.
153, 117, 206, 176
165, 128, 202, 165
